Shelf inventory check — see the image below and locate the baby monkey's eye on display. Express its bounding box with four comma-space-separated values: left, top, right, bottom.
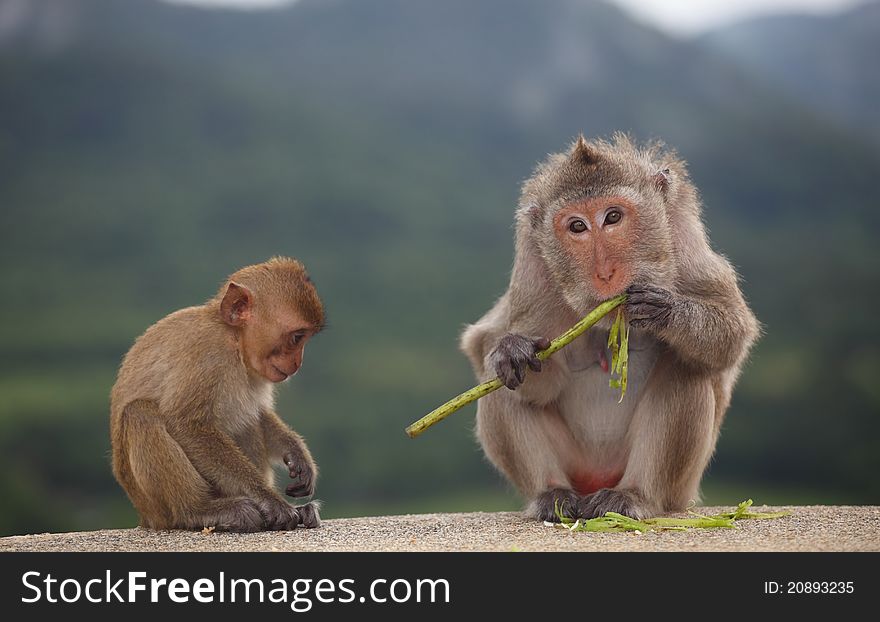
289, 332, 305, 347
569, 219, 588, 233
604, 209, 622, 225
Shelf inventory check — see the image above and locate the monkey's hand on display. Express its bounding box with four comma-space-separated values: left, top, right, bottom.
625, 285, 674, 331
283, 450, 316, 498
490, 334, 551, 390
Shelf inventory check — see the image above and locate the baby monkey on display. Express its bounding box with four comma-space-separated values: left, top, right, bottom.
111, 257, 324, 532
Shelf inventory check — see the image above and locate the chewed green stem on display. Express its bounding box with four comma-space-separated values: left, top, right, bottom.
553, 498, 792, 533
405, 294, 627, 438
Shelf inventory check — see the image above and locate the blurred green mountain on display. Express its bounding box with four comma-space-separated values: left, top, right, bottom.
0, 0, 877, 535
702, 0, 880, 142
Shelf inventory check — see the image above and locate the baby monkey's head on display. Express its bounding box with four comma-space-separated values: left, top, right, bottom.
217, 257, 324, 383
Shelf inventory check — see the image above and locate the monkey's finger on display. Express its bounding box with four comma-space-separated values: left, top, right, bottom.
286, 481, 314, 498
527, 356, 542, 372
636, 294, 668, 307
627, 285, 671, 306
266, 513, 286, 531
626, 290, 661, 305
626, 284, 664, 295
496, 361, 521, 390
492, 358, 508, 380
270, 507, 298, 531
286, 484, 309, 497
285, 509, 301, 530
627, 302, 665, 318
512, 359, 526, 384
534, 337, 552, 351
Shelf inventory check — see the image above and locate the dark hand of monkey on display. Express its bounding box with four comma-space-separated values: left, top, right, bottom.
625, 284, 675, 331
490, 334, 552, 390
283, 450, 315, 498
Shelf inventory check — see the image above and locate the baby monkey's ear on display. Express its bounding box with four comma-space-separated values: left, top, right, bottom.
220, 282, 253, 326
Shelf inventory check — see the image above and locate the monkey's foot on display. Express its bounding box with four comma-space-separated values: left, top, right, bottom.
203, 498, 265, 533
578, 488, 652, 520
295, 502, 321, 529
257, 498, 303, 531
527, 488, 582, 522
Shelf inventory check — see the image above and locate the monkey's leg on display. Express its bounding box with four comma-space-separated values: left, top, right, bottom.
580, 355, 716, 519
167, 417, 303, 530
119, 400, 265, 532
476, 390, 581, 521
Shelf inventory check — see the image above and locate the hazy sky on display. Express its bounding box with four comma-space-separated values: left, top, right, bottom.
611, 0, 865, 34
166, 0, 868, 35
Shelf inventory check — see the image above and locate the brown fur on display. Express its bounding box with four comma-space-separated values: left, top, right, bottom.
110, 257, 323, 531
461, 134, 759, 521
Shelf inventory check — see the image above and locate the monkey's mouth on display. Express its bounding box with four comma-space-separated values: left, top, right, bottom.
270, 365, 290, 381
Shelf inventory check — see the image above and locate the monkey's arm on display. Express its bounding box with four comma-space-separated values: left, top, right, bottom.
627, 274, 758, 372
166, 416, 286, 503
260, 410, 317, 498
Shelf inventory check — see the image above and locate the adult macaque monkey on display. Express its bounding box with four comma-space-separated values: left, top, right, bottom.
111, 257, 324, 531
461, 134, 759, 521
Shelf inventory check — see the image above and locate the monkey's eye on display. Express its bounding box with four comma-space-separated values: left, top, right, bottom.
568, 219, 588, 233
604, 209, 622, 226
288, 332, 305, 347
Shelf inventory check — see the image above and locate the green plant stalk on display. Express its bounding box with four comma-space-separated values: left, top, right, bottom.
553, 498, 792, 533
405, 294, 627, 438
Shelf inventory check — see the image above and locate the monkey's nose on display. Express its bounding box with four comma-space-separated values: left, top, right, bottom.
596, 267, 616, 282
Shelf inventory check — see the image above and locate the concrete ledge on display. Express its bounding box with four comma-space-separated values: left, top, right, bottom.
1, 506, 878, 552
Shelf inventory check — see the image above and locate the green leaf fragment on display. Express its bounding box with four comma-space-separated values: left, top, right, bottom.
713, 499, 792, 520
607, 308, 621, 349
607, 309, 629, 402
550, 499, 791, 533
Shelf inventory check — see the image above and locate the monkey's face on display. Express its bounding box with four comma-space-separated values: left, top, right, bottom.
524, 135, 680, 313
218, 259, 325, 384
240, 310, 316, 384
542, 191, 673, 313
552, 196, 639, 300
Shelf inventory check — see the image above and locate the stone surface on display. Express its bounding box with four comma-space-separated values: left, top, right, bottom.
2, 506, 878, 552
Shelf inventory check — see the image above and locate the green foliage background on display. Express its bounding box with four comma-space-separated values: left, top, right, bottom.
0, 0, 878, 535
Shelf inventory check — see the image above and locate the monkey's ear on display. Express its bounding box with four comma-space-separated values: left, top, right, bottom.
525, 203, 543, 228
571, 134, 598, 165
220, 282, 253, 327
652, 168, 671, 193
